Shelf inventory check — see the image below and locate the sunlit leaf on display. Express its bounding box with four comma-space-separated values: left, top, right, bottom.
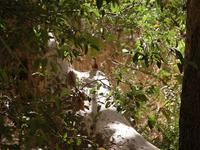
148, 113, 156, 129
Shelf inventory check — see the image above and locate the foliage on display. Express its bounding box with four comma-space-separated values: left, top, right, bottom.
0, 0, 186, 149
0, 0, 105, 149
104, 0, 186, 149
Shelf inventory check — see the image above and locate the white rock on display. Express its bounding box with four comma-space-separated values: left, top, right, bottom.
72, 69, 159, 150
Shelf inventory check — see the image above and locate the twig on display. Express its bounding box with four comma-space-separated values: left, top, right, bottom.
79, 77, 111, 90
110, 59, 168, 85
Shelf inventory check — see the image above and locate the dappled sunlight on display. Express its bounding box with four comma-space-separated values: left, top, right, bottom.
72, 67, 159, 149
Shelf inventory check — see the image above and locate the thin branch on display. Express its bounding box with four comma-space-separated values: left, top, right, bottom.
110, 59, 168, 85
78, 77, 111, 91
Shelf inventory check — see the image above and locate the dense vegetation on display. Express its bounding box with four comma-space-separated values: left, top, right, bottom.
0, 0, 186, 149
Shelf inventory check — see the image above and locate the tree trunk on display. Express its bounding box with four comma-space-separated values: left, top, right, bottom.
179, 0, 200, 149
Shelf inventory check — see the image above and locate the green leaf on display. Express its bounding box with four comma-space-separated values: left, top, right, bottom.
148, 113, 156, 129
60, 88, 70, 97
90, 44, 100, 51
67, 138, 74, 144
63, 132, 68, 139
90, 88, 97, 95
111, 0, 119, 6
76, 138, 82, 146
88, 46, 99, 57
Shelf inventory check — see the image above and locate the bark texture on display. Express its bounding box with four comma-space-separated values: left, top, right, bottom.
179, 0, 200, 149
